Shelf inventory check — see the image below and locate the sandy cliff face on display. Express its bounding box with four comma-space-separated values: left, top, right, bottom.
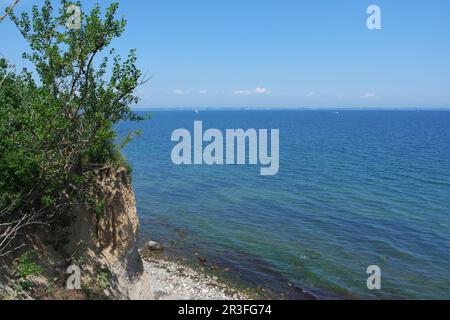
70, 167, 141, 267
0, 166, 146, 299
90, 167, 140, 254
67, 166, 146, 299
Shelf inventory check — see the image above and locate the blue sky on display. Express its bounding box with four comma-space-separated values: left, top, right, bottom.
1, 0, 450, 108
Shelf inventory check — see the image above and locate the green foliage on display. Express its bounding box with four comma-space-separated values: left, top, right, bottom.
0, 59, 41, 197
96, 267, 112, 290
118, 129, 142, 150
16, 279, 34, 291
76, 254, 87, 266
89, 197, 105, 219
15, 251, 43, 278
111, 148, 133, 174
0, 1, 146, 255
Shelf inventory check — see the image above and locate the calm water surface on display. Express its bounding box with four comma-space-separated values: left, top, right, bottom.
119, 110, 450, 299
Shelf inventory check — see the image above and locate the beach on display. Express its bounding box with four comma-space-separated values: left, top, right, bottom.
134, 255, 247, 300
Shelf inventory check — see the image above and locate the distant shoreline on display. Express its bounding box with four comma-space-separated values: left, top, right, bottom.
131, 107, 450, 111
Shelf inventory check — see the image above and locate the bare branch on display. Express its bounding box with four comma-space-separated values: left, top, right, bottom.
0, 0, 20, 24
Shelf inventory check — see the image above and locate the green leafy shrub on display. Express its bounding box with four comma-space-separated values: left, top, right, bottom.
15, 251, 43, 278
96, 268, 112, 290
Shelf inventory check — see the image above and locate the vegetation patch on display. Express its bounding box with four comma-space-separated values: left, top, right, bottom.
15, 251, 43, 279
0, 0, 147, 258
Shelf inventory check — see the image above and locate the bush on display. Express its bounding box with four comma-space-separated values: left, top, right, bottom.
15, 251, 43, 278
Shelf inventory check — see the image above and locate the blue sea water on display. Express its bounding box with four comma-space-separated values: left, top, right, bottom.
119, 110, 450, 299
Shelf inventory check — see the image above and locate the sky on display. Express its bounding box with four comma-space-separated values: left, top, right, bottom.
1, 0, 450, 108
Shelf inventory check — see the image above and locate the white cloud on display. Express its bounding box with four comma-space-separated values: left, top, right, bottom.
234, 87, 270, 96
234, 89, 253, 95
305, 91, 316, 97
199, 89, 208, 95
173, 89, 189, 95
254, 87, 269, 94
361, 93, 375, 98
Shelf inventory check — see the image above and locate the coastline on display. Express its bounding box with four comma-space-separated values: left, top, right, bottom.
136, 241, 317, 300
135, 250, 250, 300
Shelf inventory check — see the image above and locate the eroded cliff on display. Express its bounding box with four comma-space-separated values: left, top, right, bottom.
0, 166, 145, 299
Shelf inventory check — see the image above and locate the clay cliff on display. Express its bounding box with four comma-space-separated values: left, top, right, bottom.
0, 167, 146, 299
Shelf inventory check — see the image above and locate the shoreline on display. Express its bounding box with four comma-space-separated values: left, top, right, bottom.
135, 248, 251, 300
136, 241, 319, 300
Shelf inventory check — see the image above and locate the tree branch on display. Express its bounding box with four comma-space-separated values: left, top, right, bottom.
0, 0, 20, 24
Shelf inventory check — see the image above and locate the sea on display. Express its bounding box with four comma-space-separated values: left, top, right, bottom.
118, 110, 450, 299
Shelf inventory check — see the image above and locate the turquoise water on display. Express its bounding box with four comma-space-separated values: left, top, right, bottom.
119, 110, 450, 299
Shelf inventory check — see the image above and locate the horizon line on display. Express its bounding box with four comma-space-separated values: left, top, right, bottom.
132, 106, 450, 111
